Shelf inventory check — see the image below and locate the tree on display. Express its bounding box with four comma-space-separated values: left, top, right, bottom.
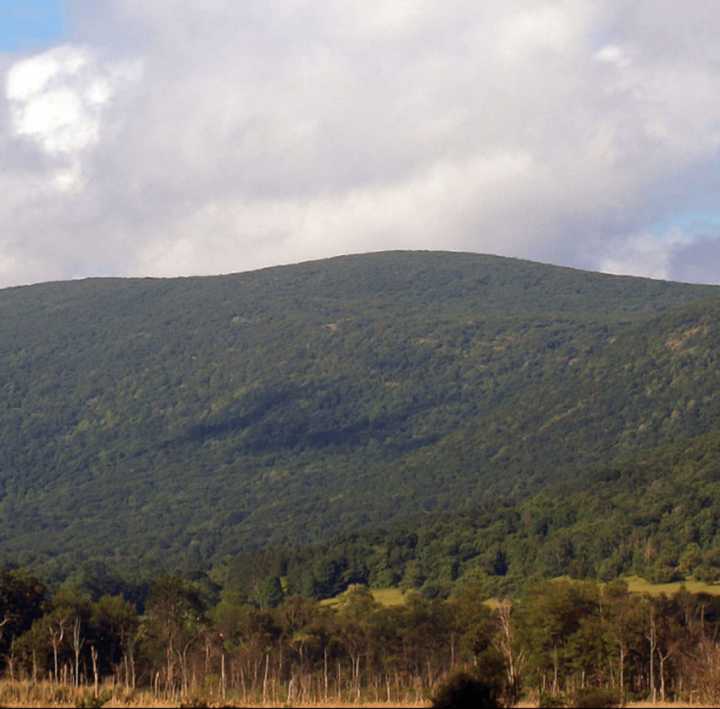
91, 595, 139, 687
0, 568, 46, 669
256, 576, 284, 609
143, 576, 206, 693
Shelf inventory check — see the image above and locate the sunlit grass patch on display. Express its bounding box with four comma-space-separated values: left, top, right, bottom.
370, 587, 406, 606
623, 575, 720, 597
320, 586, 407, 608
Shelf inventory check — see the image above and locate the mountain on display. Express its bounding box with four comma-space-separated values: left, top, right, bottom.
1, 250, 719, 582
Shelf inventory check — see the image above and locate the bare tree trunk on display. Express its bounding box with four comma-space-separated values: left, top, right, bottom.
49, 619, 66, 684
658, 650, 668, 703
287, 674, 295, 705
619, 644, 625, 702
240, 660, 247, 703
166, 643, 174, 694
126, 634, 137, 690
7, 640, 16, 683
647, 609, 657, 704
72, 617, 84, 688
323, 646, 328, 703
494, 600, 522, 705
221, 652, 226, 702
337, 661, 342, 702
91, 645, 99, 699
0, 614, 8, 646
262, 652, 270, 705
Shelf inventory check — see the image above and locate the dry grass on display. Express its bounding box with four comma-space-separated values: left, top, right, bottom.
0, 680, 431, 707
0, 681, 716, 708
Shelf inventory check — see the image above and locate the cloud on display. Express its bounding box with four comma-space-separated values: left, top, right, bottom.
670, 236, 720, 284
1, 0, 720, 286
7, 46, 112, 155
599, 231, 691, 280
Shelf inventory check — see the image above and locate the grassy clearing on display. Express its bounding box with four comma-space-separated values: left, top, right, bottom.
369, 587, 406, 606
548, 574, 720, 597
623, 575, 720, 597
321, 576, 720, 614
320, 586, 407, 608
480, 575, 720, 609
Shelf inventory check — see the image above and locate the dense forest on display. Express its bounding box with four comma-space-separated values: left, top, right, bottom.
2, 566, 720, 707
225, 427, 720, 603
2, 250, 720, 597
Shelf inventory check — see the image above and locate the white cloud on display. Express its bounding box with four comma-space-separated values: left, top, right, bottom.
497, 4, 580, 60
1, 1, 720, 286
600, 231, 691, 280
594, 44, 632, 69
12, 86, 97, 153
5, 45, 140, 195
6, 46, 86, 102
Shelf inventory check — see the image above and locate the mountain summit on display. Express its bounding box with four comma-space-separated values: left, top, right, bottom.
1, 251, 718, 575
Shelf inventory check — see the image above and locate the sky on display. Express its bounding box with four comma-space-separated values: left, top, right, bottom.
2, 1, 720, 287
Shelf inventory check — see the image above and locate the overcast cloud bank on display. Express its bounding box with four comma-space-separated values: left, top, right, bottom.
2, 0, 720, 287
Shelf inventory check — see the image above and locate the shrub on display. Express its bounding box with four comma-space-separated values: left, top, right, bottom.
574, 687, 621, 708
431, 671, 500, 709
75, 690, 112, 708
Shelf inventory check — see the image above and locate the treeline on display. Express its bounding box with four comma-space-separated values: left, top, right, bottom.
4, 567, 720, 706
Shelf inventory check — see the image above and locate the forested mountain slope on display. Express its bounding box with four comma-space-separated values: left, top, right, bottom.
237, 427, 720, 602
0, 251, 719, 579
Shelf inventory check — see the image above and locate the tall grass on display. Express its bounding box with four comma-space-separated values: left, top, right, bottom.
0, 677, 431, 707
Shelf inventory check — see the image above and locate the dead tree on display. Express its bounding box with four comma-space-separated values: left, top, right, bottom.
72, 617, 85, 687
49, 616, 67, 684
494, 600, 524, 704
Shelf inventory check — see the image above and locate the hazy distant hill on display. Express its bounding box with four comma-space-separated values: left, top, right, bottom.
1, 251, 719, 579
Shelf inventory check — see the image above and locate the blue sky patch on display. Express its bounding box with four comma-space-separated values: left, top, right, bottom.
0, 0, 65, 52
655, 211, 720, 238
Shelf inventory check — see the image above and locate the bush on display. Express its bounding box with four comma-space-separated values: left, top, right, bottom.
538, 692, 568, 707
574, 687, 621, 708
431, 671, 500, 709
75, 690, 112, 708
